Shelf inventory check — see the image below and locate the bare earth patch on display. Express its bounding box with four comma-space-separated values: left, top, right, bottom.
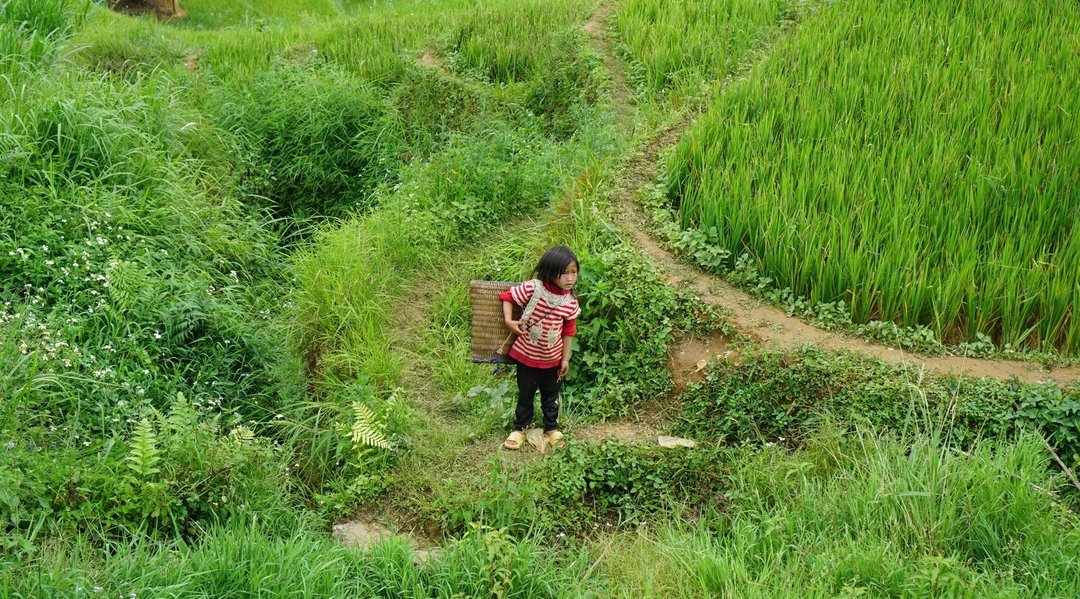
183, 52, 199, 72
668, 331, 734, 391
110, 0, 186, 20
419, 48, 442, 69
333, 519, 442, 564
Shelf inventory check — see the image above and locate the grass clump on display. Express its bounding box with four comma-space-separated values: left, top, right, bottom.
5, 520, 586, 598
220, 61, 406, 221
0, 0, 80, 84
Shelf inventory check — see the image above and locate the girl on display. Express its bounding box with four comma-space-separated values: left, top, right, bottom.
500, 246, 580, 450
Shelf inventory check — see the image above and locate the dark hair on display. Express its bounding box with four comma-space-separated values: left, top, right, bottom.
534, 245, 578, 285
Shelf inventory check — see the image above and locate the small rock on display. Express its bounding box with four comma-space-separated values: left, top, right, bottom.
332, 520, 394, 550
413, 547, 444, 566
657, 436, 696, 449
526, 428, 548, 454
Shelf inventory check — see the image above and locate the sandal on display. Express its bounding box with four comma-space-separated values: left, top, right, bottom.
544, 430, 564, 448
503, 430, 525, 450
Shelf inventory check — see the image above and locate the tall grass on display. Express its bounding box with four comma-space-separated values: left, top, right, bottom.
668, 0, 1080, 353
614, 0, 792, 100
446, 0, 593, 83
597, 427, 1080, 597
4, 521, 586, 597
0, 0, 80, 84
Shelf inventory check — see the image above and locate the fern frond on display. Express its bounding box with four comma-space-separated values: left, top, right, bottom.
230, 425, 256, 445
349, 401, 391, 450
126, 418, 161, 479
165, 392, 199, 434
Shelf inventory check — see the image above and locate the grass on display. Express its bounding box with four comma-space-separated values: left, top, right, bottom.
667, 0, 1080, 354
593, 426, 1080, 597
614, 0, 794, 103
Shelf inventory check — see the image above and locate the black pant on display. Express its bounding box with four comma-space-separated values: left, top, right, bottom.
513, 361, 561, 432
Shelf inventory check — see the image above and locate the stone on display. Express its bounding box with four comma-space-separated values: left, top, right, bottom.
657, 436, 696, 449
526, 428, 548, 454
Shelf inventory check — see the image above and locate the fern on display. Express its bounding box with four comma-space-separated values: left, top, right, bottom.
104, 259, 145, 313
164, 392, 198, 435
126, 418, 161, 479
230, 425, 256, 446
348, 401, 391, 451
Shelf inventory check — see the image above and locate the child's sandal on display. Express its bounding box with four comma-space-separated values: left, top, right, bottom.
503, 430, 525, 450
544, 430, 564, 448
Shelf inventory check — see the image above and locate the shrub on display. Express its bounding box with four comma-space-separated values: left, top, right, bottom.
221, 62, 406, 220
678, 346, 1080, 468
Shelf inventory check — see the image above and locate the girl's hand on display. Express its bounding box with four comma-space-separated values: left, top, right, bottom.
506, 320, 527, 336
558, 360, 570, 379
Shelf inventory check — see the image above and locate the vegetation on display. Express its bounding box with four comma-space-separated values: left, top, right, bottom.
2, 0, 1078, 595
667, 0, 1080, 354
614, 0, 793, 101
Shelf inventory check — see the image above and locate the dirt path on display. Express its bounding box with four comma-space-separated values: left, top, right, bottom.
583, 4, 635, 133
585, 6, 1079, 386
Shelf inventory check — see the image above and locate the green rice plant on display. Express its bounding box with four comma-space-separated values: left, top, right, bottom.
614, 0, 793, 100
669, 0, 1080, 353
445, 0, 593, 83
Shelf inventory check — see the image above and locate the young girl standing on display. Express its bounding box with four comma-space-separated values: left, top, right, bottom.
500, 246, 580, 450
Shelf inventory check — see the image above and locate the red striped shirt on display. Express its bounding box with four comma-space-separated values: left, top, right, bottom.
499, 280, 580, 368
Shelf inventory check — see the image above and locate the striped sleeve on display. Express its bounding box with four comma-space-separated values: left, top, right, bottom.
565, 297, 580, 321
507, 281, 534, 307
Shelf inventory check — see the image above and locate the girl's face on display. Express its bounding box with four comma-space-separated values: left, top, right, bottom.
555, 262, 578, 291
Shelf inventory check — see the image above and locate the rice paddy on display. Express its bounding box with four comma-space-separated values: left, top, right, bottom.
667, 0, 1080, 353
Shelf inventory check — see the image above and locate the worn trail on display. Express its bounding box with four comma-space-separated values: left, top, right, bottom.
584, 4, 1078, 385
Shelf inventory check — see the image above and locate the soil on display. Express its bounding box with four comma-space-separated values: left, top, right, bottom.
419, 48, 442, 69
582, 3, 634, 131
183, 52, 199, 72
668, 331, 734, 391
110, 0, 186, 20
574, 420, 657, 443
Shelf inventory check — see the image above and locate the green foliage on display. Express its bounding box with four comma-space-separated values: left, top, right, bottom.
1010, 383, 1080, 466
445, 0, 593, 84
0, 394, 295, 549
541, 440, 724, 531
5, 519, 586, 597
678, 346, 1080, 468
615, 0, 792, 99
0, 0, 80, 83
567, 244, 727, 419
595, 427, 1080, 597
521, 31, 603, 139
220, 62, 406, 220
347, 401, 392, 452
290, 123, 565, 393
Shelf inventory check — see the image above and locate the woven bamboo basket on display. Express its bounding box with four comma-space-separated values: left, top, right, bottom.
470, 280, 521, 363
